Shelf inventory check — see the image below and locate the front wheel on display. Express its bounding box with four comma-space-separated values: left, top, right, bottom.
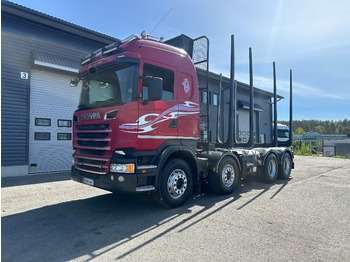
153, 159, 193, 208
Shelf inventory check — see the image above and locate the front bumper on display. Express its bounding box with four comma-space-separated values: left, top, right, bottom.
71, 165, 156, 193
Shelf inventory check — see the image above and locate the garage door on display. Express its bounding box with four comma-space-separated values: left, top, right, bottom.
29, 68, 81, 173
238, 109, 258, 143
238, 109, 250, 143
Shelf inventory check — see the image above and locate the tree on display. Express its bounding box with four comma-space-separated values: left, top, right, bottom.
336, 124, 343, 134
315, 125, 325, 134
330, 121, 336, 133
295, 127, 305, 134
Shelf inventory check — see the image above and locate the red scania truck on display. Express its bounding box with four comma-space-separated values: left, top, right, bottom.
70, 32, 294, 208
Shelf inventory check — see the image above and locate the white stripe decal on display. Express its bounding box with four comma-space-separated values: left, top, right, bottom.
138, 135, 199, 140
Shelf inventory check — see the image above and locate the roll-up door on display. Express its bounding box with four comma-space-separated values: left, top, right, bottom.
238, 109, 250, 143
238, 109, 259, 143
29, 68, 81, 173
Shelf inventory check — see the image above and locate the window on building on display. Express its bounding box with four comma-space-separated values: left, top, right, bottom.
57, 133, 72, 140
57, 119, 72, 127
201, 91, 208, 104
212, 93, 218, 106
208, 92, 218, 106
35, 132, 50, 140
35, 118, 51, 126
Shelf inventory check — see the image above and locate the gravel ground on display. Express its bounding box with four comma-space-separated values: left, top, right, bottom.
2, 156, 350, 261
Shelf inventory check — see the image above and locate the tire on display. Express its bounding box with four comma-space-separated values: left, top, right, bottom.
261, 154, 278, 183
278, 153, 292, 179
153, 158, 193, 208
208, 157, 239, 194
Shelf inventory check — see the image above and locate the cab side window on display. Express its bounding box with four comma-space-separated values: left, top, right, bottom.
143, 64, 174, 101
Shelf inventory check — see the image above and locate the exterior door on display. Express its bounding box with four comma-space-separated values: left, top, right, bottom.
29, 68, 80, 173
135, 62, 178, 151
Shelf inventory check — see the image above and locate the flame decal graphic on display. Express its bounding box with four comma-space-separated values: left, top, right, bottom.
119, 101, 199, 133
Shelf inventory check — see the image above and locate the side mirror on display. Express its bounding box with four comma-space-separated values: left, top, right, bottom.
70, 78, 80, 87
148, 77, 163, 101
142, 77, 163, 103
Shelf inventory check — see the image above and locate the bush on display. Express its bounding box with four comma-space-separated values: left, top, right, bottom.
293, 141, 312, 156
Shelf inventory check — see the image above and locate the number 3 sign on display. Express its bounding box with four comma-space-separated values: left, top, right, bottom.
21, 72, 29, 79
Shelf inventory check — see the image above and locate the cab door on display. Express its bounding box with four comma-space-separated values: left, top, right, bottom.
136, 62, 178, 151
176, 72, 199, 140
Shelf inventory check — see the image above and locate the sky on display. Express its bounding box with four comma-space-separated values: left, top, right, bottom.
8, 0, 350, 121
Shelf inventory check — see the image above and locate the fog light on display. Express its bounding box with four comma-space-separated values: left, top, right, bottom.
118, 176, 125, 182
110, 163, 135, 173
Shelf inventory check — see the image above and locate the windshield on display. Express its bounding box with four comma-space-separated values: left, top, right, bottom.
78, 62, 138, 110
278, 129, 289, 138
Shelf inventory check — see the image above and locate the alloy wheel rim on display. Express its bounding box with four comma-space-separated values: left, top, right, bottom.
167, 169, 187, 199
268, 159, 277, 178
222, 164, 235, 187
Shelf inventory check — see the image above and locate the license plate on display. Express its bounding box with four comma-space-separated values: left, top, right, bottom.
82, 177, 94, 186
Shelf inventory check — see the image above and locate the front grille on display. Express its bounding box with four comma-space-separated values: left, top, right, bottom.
78, 141, 108, 147
75, 155, 109, 175
74, 123, 112, 174
77, 133, 109, 139
74, 123, 111, 150
80, 149, 106, 156
77, 124, 109, 130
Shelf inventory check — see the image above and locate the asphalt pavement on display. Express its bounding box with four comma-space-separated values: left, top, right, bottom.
2, 156, 350, 261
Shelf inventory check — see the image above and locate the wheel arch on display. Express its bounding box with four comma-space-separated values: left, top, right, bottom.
280, 149, 293, 166
156, 146, 198, 187
206, 151, 242, 175
261, 150, 280, 166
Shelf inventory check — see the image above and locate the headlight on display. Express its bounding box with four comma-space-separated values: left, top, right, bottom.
110, 163, 135, 173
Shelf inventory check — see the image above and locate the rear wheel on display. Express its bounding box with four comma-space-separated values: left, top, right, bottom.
278, 153, 292, 179
208, 157, 239, 194
153, 158, 193, 208
261, 154, 278, 183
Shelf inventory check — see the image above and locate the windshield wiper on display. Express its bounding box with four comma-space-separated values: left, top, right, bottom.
92, 98, 121, 107
77, 99, 121, 110
77, 105, 91, 110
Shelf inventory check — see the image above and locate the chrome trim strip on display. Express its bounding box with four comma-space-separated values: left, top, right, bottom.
75, 155, 109, 162
136, 185, 156, 192
77, 161, 108, 169
75, 145, 111, 150
75, 166, 107, 175
74, 129, 112, 133
103, 109, 118, 120
137, 165, 157, 170
74, 138, 111, 142
138, 135, 199, 140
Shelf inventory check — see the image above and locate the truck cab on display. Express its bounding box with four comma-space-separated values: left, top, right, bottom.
277, 123, 290, 143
